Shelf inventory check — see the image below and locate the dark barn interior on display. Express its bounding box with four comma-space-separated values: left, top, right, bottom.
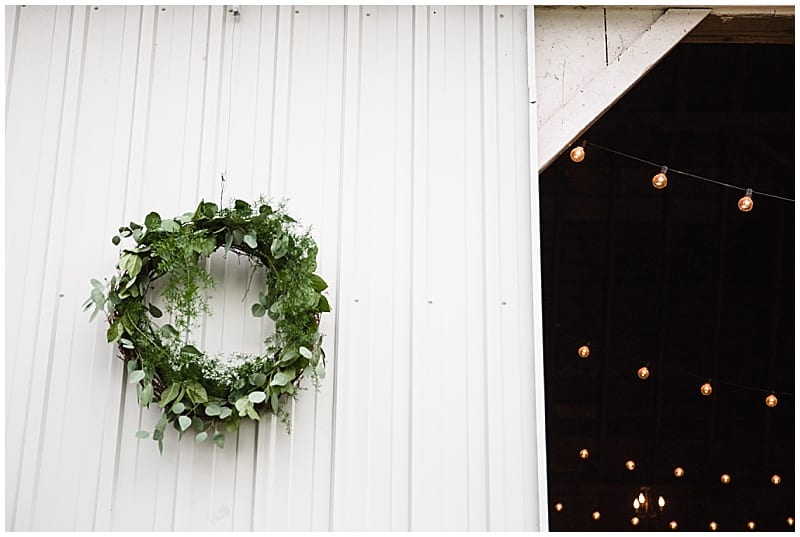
540, 42, 794, 532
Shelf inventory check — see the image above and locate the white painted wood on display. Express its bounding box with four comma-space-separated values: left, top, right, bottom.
7, 4, 546, 531
536, 8, 710, 171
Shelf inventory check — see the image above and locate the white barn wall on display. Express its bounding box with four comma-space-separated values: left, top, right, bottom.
5, 5, 543, 530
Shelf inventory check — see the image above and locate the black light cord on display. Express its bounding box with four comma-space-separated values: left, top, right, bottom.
583, 141, 796, 203
665, 367, 794, 398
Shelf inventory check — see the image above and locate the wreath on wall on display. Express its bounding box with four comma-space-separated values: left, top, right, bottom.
84, 198, 329, 452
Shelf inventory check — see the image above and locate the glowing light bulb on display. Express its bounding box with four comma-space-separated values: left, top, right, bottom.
578, 345, 590, 359
738, 188, 754, 212
747, 521, 756, 530
709, 521, 718, 531
669, 521, 678, 530
771, 474, 781, 485
658, 496, 666, 509
638, 492, 646, 505
637, 366, 650, 380
674, 466, 685, 478
766, 393, 778, 407
579, 448, 589, 459
701, 382, 713, 396
652, 166, 668, 189
787, 517, 794, 526
554, 502, 564, 512
633, 498, 640, 509
625, 460, 636, 471
592, 511, 601, 521
570, 141, 587, 163
720, 474, 731, 485
631, 516, 640, 526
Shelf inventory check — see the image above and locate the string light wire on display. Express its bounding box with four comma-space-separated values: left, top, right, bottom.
583, 141, 795, 203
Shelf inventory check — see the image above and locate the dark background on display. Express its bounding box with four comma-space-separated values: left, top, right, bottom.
540, 43, 794, 532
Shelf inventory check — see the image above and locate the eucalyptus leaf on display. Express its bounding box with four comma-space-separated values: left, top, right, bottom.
148, 303, 163, 318
219, 407, 232, 419
243, 234, 257, 248
251, 303, 267, 318
249, 373, 267, 387
248, 391, 267, 404
135, 430, 150, 439
128, 370, 146, 384
213, 432, 225, 448
205, 403, 222, 416
315, 363, 326, 380
195, 431, 208, 443
138, 383, 154, 406
160, 219, 180, 232
178, 415, 192, 431
112, 235, 121, 246
270, 370, 294, 387
171, 401, 186, 414
298, 346, 313, 359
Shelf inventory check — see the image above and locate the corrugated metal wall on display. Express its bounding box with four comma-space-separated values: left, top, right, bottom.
5, 5, 543, 530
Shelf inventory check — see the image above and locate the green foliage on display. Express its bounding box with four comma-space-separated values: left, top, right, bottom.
87, 198, 329, 453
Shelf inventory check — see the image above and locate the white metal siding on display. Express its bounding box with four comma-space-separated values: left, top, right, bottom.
5, 5, 541, 530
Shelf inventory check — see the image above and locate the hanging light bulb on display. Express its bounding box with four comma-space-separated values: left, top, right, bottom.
579, 448, 589, 459
720, 474, 731, 485
570, 140, 587, 163
658, 496, 666, 510
738, 188, 754, 212
633, 498, 640, 509
766, 393, 778, 407
637, 366, 650, 380
771, 474, 781, 485
669, 521, 678, 530
554, 502, 564, 512
709, 521, 719, 531
652, 166, 668, 189
787, 517, 794, 526
592, 511, 601, 520
747, 521, 756, 530
673, 466, 685, 478
700, 382, 713, 396
625, 460, 636, 471
578, 345, 590, 359
638, 492, 646, 505
631, 516, 640, 526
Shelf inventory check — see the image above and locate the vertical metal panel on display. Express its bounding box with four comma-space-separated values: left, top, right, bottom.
6, 5, 542, 530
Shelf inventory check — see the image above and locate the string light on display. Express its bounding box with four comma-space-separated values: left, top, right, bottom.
700, 382, 713, 396
669, 521, 678, 530
766, 393, 778, 407
574, 141, 795, 204
771, 474, 781, 485
673, 467, 685, 478
625, 460, 636, 471
709, 521, 719, 531
787, 517, 794, 526
570, 140, 587, 163
637, 366, 650, 380
738, 188, 754, 212
720, 474, 731, 485
578, 345, 590, 359
652, 166, 668, 189
658, 496, 666, 509
631, 516, 640, 526
747, 521, 756, 530
592, 511, 601, 520
579, 448, 590, 459
554, 502, 564, 512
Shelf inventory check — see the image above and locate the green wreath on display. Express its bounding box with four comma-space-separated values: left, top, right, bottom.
84, 198, 329, 452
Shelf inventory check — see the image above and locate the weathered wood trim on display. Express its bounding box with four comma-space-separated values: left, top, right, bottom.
537, 8, 710, 172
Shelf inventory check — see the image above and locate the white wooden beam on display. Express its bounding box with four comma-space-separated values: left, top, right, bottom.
537, 8, 710, 172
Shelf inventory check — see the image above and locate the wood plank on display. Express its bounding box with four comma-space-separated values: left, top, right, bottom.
537, 8, 710, 172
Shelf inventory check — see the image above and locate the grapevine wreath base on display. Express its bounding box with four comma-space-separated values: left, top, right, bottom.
85, 199, 329, 452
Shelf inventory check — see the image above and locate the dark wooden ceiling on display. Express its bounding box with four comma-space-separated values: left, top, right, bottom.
540, 42, 794, 532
